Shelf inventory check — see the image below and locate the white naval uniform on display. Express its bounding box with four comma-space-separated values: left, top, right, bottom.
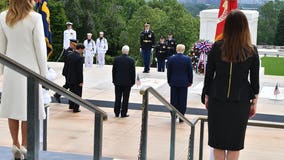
63, 29, 76, 49
83, 39, 96, 67
96, 37, 108, 66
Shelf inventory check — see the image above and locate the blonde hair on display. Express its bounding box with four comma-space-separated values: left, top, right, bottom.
6, 0, 35, 27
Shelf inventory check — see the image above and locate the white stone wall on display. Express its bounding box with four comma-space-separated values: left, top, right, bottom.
199, 9, 259, 45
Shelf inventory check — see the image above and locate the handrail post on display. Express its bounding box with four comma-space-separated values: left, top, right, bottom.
27, 76, 40, 160
170, 111, 176, 160
43, 105, 48, 151
188, 126, 195, 160
138, 91, 149, 160
199, 119, 205, 160
94, 113, 103, 160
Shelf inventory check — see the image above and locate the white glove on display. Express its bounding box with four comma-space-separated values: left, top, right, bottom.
151, 48, 154, 52
139, 48, 142, 52
165, 59, 168, 62
155, 58, 157, 62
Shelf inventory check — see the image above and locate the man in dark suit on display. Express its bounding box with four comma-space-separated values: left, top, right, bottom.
140, 23, 155, 73
112, 45, 136, 118
167, 44, 193, 122
67, 43, 85, 113
54, 39, 77, 103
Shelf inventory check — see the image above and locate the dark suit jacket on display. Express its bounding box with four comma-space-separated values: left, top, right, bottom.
202, 40, 259, 103
62, 47, 73, 76
167, 53, 193, 87
66, 51, 84, 85
112, 54, 136, 87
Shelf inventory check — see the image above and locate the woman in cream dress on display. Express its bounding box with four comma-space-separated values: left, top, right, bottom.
0, 0, 47, 159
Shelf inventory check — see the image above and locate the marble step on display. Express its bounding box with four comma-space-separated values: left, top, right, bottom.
0, 146, 113, 160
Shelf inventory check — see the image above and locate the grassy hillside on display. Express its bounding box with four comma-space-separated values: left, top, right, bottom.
261, 56, 284, 76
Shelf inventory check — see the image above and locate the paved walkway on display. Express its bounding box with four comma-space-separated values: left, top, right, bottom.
0, 62, 284, 160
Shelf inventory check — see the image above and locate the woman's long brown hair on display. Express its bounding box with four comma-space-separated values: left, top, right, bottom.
6, 0, 34, 27
221, 10, 255, 62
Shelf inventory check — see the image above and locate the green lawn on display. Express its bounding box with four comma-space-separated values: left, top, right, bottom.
261, 56, 284, 76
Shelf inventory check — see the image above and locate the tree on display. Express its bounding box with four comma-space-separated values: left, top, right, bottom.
48, 0, 68, 61
122, 1, 199, 65
48, 0, 200, 64
257, 0, 284, 45
0, 0, 8, 11
275, 8, 284, 45
122, 5, 169, 64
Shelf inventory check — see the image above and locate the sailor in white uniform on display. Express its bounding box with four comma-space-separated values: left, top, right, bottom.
63, 22, 77, 50
83, 33, 96, 67
96, 31, 108, 67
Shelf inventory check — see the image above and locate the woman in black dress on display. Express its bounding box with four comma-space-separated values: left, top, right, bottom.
202, 10, 259, 160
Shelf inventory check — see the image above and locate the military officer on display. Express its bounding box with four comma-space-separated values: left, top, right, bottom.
83, 33, 96, 67
67, 43, 85, 113
63, 22, 77, 50
96, 31, 108, 67
155, 36, 167, 72
140, 23, 155, 73
166, 32, 177, 58
54, 39, 77, 103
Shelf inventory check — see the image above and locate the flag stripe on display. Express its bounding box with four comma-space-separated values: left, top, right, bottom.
38, 0, 53, 59
215, 0, 238, 41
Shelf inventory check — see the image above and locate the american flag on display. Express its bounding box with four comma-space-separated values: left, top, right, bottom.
215, 0, 238, 41
274, 83, 280, 96
136, 74, 141, 87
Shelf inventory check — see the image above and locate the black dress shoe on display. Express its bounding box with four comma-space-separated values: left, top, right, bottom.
121, 114, 129, 118
73, 109, 81, 113
115, 114, 119, 117
53, 94, 61, 103
69, 106, 74, 109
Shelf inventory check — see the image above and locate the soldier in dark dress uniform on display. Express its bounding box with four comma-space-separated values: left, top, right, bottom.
140, 23, 155, 73
67, 43, 85, 113
155, 36, 167, 72
166, 32, 177, 58
54, 39, 77, 103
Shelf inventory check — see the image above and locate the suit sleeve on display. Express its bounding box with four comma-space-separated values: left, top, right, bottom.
188, 57, 193, 84
167, 58, 172, 85
131, 59, 136, 86
112, 58, 117, 84
0, 18, 7, 74
33, 14, 47, 77
250, 47, 260, 96
77, 57, 84, 83
203, 43, 217, 95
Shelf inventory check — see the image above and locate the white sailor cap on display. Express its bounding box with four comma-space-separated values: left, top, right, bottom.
66, 22, 73, 25
87, 33, 92, 36
99, 31, 104, 35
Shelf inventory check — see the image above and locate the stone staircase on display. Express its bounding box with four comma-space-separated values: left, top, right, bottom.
0, 146, 113, 160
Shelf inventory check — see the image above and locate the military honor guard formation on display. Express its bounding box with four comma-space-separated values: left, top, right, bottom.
52, 21, 183, 117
